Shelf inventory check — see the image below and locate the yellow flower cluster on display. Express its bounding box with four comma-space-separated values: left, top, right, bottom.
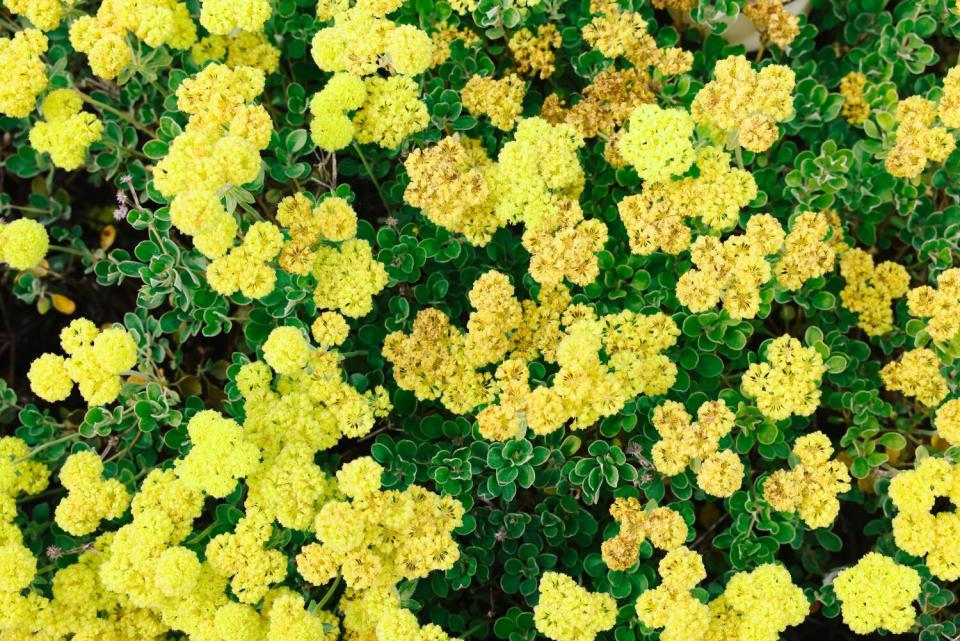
880, 347, 949, 408
3, 0, 64, 31
404, 135, 503, 245
763, 432, 851, 528
617, 146, 757, 255
676, 214, 785, 320
309, 73, 367, 151
405, 118, 607, 284
542, 68, 655, 140
0, 218, 49, 271
840, 71, 872, 125
601, 497, 687, 570
774, 211, 838, 290
838, 247, 909, 336
650, 400, 733, 475
353, 75, 430, 148
907, 267, 960, 342
277, 193, 360, 276
692, 55, 796, 153
30, 89, 104, 170
0, 437, 49, 545
889, 456, 960, 580
311, 0, 432, 77
207, 221, 283, 299
313, 237, 388, 318
744, 0, 800, 49
636, 547, 710, 641
340, 586, 460, 641
935, 399, 960, 446
650, 400, 744, 497
637, 552, 808, 641
509, 24, 561, 79
495, 118, 583, 232
742, 334, 825, 421
524, 200, 609, 287
885, 95, 956, 178
28, 318, 138, 405
533, 572, 617, 641
386, 273, 678, 432
174, 410, 261, 498
833, 553, 920, 635
582, 2, 692, 76
207, 506, 287, 603
70, 0, 197, 79
191, 31, 282, 74
54, 450, 130, 536
0, 29, 47, 118
236, 332, 389, 527
299, 457, 463, 589
461, 73, 527, 131
704, 564, 808, 641
156, 64, 274, 287
200, 0, 272, 34
616, 104, 695, 184
941, 65, 960, 127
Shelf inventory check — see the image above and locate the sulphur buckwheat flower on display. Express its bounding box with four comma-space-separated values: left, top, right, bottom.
935, 399, 960, 446
650, 399, 736, 478
0, 29, 48, 118
352, 75, 429, 148
461, 73, 526, 131
3, 0, 65, 31
763, 431, 851, 528
262, 326, 311, 375
833, 553, 920, 635
839, 247, 909, 335
617, 146, 757, 255
907, 267, 960, 342
744, 0, 800, 49
775, 211, 838, 290
705, 564, 808, 641
30, 89, 103, 170
311, 311, 350, 348
0, 218, 49, 271
309, 73, 367, 151
601, 497, 687, 570
55, 451, 130, 536
692, 55, 795, 153
840, 71, 872, 125
0, 543, 36, 592
30, 319, 137, 406
616, 103, 695, 184
403, 135, 502, 245
635, 547, 710, 641
742, 334, 825, 421
888, 457, 960, 580
175, 410, 260, 498
880, 348, 949, 408
885, 95, 956, 178
509, 24, 561, 79
200, 0, 272, 34
676, 213, 785, 320
533, 572, 616, 641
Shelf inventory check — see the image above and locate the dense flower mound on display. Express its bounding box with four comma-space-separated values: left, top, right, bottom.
2, 1, 960, 640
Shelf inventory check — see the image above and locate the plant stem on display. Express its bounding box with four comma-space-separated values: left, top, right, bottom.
49, 244, 88, 257
316, 574, 342, 609
14, 432, 84, 464
352, 143, 392, 215
77, 92, 155, 137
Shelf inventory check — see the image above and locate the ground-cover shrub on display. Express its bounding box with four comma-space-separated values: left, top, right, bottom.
1, 0, 960, 639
